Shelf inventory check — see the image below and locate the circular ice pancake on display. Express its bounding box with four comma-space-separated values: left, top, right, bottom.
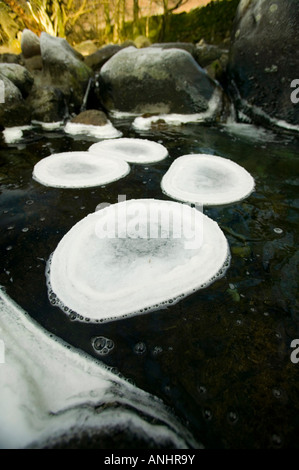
88, 138, 168, 164
32, 151, 130, 188
47, 199, 230, 322
161, 154, 255, 206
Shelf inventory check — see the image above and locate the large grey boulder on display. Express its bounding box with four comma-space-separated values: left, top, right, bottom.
0, 63, 34, 97
0, 73, 31, 127
40, 32, 92, 112
99, 46, 225, 116
227, 0, 299, 127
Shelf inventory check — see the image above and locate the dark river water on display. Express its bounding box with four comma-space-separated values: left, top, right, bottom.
0, 117, 298, 449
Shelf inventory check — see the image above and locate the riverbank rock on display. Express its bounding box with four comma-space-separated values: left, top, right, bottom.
40, 32, 92, 112
0, 74, 31, 127
0, 53, 22, 64
227, 0, 299, 127
21, 29, 41, 59
70, 109, 108, 126
99, 46, 225, 116
26, 86, 67, 123
194, 40, 227, 68
0, 63, 34, 97
84, 44, 122, 71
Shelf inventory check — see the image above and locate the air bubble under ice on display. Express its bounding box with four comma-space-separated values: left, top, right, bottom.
88, 138, 168, 164
32, 151, 130, 188
161, 154, 255, 206
47, 198, 230, 322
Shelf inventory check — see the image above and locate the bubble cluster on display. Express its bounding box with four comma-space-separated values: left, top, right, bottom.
92, 336, 115, 356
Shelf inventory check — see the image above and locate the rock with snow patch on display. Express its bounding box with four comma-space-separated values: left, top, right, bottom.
70, 109, 108, 126
99, 46, 225, 116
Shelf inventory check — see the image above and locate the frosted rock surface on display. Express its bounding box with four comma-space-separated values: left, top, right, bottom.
32, 151, 130, 188
89, 138, 168, 164
161, 154, 255, 206
48, 199, 230, 322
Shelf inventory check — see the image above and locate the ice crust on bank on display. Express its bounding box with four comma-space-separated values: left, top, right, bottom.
47, 198, 230, 322
161, 154, 255, 206
132, 89, 222, 130
3, 125, 32, 143
32, 151, 130, 188
0, 289, 199, 449
223, 122, 277, 142
89, 138, 168, 164
64, 121, 122, 139
32, 121, 64, 131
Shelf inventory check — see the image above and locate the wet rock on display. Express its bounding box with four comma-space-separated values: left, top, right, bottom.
40, 32, 92, 112
0, 74, 32, 127
99, 46, 224, 115
84, 44, 122, 71
0, 63, 34, 97
26, 86, 67, 123
227, 0, 299, 127
70, 109, 108, 126
21, 29, 41, 59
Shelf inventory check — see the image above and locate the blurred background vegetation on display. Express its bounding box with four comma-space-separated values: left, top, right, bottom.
0, 0, 239, 52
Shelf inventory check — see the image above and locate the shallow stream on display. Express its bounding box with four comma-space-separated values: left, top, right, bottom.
0, 117, 298, 448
